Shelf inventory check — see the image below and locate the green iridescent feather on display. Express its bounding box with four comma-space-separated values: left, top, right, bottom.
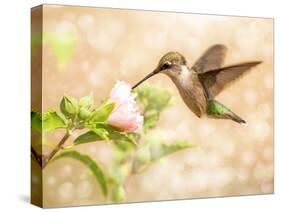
207, 100, 230, 115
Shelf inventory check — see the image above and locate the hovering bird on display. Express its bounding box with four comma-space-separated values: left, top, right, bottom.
132, 44, 262, 124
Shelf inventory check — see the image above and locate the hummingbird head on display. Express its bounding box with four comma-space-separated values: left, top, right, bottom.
132, 52, 186, 89
157, 51, 187, 78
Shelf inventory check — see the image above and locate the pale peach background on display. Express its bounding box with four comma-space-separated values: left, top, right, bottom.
34, 5, 273, 207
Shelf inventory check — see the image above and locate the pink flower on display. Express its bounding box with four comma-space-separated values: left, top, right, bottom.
107, 81, 143, 132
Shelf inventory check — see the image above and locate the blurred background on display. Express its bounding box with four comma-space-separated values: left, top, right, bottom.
32, 5, 273, 207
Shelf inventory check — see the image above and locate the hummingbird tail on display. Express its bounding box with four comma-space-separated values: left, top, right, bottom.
228, 113, 247, 125
207, 99, 247, 125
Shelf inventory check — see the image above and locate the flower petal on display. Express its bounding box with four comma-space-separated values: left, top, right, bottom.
107, 81, 143, 132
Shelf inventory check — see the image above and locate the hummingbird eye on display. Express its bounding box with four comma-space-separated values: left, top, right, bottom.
161, 62, 172, 70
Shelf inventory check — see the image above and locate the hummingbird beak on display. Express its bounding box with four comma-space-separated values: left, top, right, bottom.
132, 68, 159, 89
132, 68, 160, 89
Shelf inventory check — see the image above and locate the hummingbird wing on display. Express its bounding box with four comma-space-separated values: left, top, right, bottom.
191, 44, 227, 73
199, 61, 262, 97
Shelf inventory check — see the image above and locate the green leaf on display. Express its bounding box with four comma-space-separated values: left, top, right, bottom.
98, 124, 136, 145
74, 130, 102, 144
91, 102, 115, 122
90, 127, 109, 141
143, 109, 159, 130
134, 133, 195, 171
74, 124, 136, 145
31, 110, 66, 133
54, 150, 107, 196
112, 140, 136, 163
44, 32, 76, 70
60, 94, 78, 118
135, 83, 172, 131
114, 140, 135, 152
31, 111, 42, 132
31, 32, 41, 57
135, 83, 172, 112
149, 141, 195, 162
78, 95, 94, 120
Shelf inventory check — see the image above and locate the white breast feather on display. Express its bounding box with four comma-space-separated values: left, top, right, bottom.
179, 65, 193, 89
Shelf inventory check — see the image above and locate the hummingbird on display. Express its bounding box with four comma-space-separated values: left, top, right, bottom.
132, 44, 262, 124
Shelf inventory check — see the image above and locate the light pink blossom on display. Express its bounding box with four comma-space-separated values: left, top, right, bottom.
107, 81, 143, 132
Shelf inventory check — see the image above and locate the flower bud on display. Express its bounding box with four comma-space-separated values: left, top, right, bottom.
60, 94, 78, 118
78, 107, 92, 120
78, 95, 93, 120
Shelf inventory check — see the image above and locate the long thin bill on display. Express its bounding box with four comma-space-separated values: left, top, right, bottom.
132, 71, 157, 89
